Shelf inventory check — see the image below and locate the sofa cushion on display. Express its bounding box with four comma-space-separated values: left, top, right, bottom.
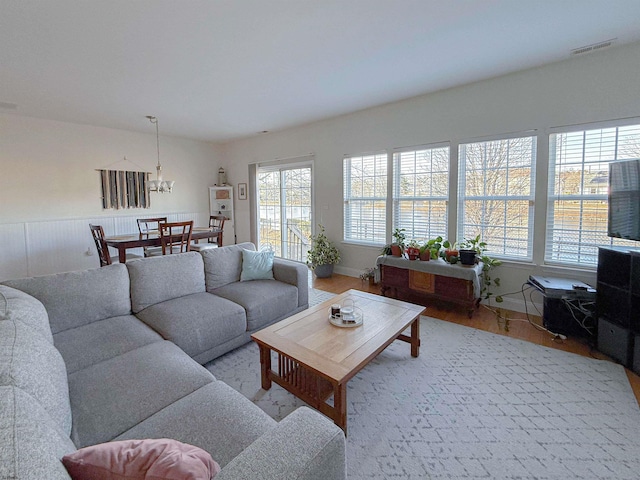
135, 292, 247, 359
0, 386, 76, 480
240, 249, 274, 281
202, 242, 255, 290
3, 264, 131, 334
0, 285, 53, 344
68, 341, 215, 448
62, 438, 220, 480
213, 280, 298, 331
127, 252, 206, 313
0, 320, 72, 436
53, 315, 163, 374
115, 382, 277, 468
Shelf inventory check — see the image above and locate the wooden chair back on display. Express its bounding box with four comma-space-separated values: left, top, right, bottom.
208, 215, 226, 246
137, 217, 167, 256
137, 217, 168, 235
89, 224, 112, 267
159, 220, 193, 255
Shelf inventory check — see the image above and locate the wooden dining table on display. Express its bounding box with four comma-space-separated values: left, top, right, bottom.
105, 227, 222, 263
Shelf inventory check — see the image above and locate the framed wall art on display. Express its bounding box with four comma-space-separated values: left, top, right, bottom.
238, 183, 247, 200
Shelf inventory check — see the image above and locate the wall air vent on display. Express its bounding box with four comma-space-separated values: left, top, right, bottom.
571, 38, 616, 56
0, 101, 18, 110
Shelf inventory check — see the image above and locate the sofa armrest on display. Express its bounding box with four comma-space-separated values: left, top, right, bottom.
272, 258, 309, 308
216, 407, 346, 480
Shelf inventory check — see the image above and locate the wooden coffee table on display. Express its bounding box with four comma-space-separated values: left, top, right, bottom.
251, 289, 424, 434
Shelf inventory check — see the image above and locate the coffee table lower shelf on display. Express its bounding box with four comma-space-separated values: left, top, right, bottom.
259, 347, 347, 431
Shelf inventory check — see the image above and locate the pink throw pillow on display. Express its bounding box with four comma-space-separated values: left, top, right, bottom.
62, 438, 221, 480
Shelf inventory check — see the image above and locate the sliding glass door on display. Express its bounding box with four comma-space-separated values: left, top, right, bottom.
257, 164, 312, 262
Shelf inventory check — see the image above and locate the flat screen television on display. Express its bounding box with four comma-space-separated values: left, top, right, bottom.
608, 159, 640, 241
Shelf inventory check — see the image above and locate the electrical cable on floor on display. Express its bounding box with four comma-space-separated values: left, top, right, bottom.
520, 282, 567, 341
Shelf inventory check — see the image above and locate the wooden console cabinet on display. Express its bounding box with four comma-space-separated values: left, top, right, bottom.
377, 257, 482, 317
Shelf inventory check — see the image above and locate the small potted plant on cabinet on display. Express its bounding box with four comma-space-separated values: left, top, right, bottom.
458, 235, 503, 303
458, 234, 483, 266
419, 241, 431, 261
390, 228, 406, 257
406, 239, 420, 260
425, 236, 443, 261
306, 224, 341, 278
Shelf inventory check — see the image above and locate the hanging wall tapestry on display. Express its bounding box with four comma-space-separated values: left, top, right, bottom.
99, 169, 150, 209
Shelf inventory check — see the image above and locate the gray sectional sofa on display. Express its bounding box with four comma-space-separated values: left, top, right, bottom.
0, 242, 346, 479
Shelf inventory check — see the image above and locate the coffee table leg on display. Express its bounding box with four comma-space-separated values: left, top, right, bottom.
411, 317, 420, 357
258, 344, 272, 390
334, 382, 348, 435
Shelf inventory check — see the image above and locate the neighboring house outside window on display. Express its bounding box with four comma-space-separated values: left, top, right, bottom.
458, 135, 537, 260
546, 122, 640, 267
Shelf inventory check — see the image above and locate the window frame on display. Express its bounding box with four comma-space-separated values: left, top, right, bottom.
457, 132, 537, 261
343, 151, 388, 246
392, 142, 450, 242
545, 118, 640, 268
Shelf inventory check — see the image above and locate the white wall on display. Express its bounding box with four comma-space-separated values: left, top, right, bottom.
0, 115, 220, 279
221, 41, 640, 312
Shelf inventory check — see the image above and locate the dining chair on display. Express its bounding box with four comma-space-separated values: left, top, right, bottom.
190, 215, 225, 251
137, 217, 167, 257
89, 224, 142, 267
159, 220, 193, 255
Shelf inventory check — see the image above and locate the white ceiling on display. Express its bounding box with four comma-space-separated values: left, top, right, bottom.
2, 0, 640, 143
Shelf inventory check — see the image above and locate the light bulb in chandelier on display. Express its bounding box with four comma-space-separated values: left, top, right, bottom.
146, 115, 174, 193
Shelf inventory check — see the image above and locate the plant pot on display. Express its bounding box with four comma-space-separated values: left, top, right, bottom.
314, 264, 334, 278
444, 249, 458, 263
419, 250, 430, 261
390, 245, 403, 257
406, 247, 419, 260
459, 249, 477, 266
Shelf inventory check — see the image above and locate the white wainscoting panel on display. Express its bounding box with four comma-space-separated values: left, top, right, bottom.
0, 223, 29, 281
0, 211, 208, 281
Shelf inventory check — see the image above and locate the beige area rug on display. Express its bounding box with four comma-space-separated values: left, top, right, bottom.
206, 289, 640, 479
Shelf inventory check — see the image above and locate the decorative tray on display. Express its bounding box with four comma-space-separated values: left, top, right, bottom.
328, 308, 363, 328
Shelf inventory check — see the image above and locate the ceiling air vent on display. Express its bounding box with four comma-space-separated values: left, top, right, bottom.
571, 38, 616, 56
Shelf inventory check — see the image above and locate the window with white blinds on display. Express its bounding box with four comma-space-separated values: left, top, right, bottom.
392, 145, 449, 242
343, 152, 387, 244
546, 122, 640, 267
458, 135, 536, 259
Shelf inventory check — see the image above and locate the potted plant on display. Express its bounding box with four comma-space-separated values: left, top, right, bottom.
442, 239, 458, 263
359, 267, 376, 286
425, 236, 443, 261
418, 242, 431, 261
306, 224, 341, 278
459, 235, 503, 303
458, 234, 483, 266
390, 228, 406, 257
406, 239, 420, 260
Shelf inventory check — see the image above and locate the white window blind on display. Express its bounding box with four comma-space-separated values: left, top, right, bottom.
343, 152, 387, 244
546, 123, 640, 267
458, 135, 536, 259
392, 145, 449, 242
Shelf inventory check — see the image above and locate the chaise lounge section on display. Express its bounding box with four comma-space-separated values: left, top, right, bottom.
1, 243, 346, 479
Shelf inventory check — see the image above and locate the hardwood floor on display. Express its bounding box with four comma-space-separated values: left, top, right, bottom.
312, 273, 640, 406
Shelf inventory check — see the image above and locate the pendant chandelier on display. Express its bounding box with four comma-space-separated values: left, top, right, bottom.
146, 115, 174, 193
